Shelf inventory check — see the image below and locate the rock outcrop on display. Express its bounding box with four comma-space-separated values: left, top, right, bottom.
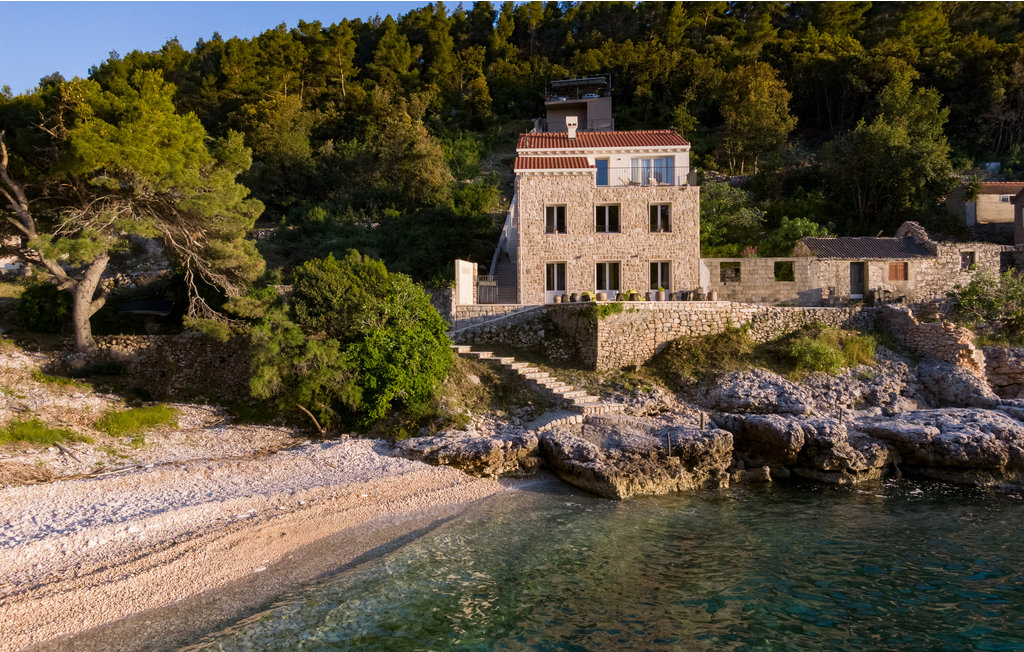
983, 346, 1024, 399
538, 415, 732, 499
703, 370, 813, 415
915, 359, 1000, 408
857, 408, 1024, 487
394, 430, 541, 477
715, 413, 898, 485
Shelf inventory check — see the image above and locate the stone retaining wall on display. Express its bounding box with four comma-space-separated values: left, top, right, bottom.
449, 307, 550, 351
879, 305, 985, 377
453, 304, 530, 330
58, 334, 252, 401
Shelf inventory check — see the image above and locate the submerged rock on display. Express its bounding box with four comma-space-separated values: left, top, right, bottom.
857, 408, 1024, 487
538, 415, 732, 499
394, 429, 540, 478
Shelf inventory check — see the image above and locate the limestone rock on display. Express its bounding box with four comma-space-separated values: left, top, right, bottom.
703, 370, 813, 415
394, 430, 540, 478
983, 346, 1024, 399
857, 408, 1024, 486
717, 413, 897, 484
538, 415, 732, 499
915, 359, 1000, 408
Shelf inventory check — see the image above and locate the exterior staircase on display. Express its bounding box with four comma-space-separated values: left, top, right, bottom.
451, 345, 624, 416
494, 253, 518, 304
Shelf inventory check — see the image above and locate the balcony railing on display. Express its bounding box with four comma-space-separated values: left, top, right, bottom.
538, 118, 615, 132
596, 166, 695, 187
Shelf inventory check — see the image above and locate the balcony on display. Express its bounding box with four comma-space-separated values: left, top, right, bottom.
596, 166, 695, 188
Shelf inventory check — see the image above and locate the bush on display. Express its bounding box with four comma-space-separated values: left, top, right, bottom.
949, 268, 1024, 336
649, 326, 754, 386
16, 283, 71, 333
250, 251, 452, 430
788, 336, 846, 374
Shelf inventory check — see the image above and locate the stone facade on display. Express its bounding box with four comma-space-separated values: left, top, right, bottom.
426, 287, 455, 327
879, 305, 986, 377
705, 222, 1021, 306
54, 334, 252, 401
514, 173, 700, 304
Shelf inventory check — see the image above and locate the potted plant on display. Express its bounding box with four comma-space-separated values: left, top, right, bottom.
625, 289, 639, 301
656, 286, 667, 301
580, 292, 594, 302
596, 291, 607, 301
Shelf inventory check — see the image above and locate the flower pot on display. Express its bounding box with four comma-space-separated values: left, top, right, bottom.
553, 294, 563, 304
569, 293, 578, 303
596, 292, 607, 301
708, 289, 719, 301
656, 291, 667, 301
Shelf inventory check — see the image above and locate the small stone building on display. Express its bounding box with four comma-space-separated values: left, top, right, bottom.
947, 180, 1024, 242
701, 221, 1020, 306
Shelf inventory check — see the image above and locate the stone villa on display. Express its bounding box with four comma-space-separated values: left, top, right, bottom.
452, 76, 1022, 312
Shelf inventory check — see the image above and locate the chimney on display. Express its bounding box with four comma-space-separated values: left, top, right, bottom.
566, 116, 578, 139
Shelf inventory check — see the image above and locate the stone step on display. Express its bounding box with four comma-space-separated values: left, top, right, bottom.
468, 350, 493, 360
571, 402, 626, 415
508, 362, 531, 370
556, 389, 589, 399
450, 345, 472, 354
568, 395, 602, 405
520, 370, 550, 380
494, 356, 516, 365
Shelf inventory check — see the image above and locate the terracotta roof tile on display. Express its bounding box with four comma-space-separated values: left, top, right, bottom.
513, 156, 594, 171
799, 236, 931, 259
517, 130, 690, 150
978, 181, 1024, 194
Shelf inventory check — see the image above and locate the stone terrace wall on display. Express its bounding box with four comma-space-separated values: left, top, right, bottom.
59, 334, 252, 401
983, 346, 1024, 398
452, 304, 531, 330
449, 306, 550, 351
586, 302, 876, 370
879, 305, 985, 377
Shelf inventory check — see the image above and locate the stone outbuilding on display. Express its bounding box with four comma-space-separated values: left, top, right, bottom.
947, 180, 1024, 243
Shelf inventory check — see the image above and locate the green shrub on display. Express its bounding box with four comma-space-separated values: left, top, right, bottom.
16, 283, 71, 333
842, 335, 877, 367
251, 251, 452, 430
94, 405, 179, 438
949, 268, 1024, 335
0, 418, 93, 446
788, 336, 846, 374
588, 302, 624, 320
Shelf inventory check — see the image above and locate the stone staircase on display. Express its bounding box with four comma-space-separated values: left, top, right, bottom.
451, 345, 624, 416
494, 253, 517, 304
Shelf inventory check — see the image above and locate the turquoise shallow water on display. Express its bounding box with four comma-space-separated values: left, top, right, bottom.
195, 480, 1024, 651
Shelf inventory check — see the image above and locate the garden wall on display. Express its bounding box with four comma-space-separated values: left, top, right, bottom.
878, 305, 986, 377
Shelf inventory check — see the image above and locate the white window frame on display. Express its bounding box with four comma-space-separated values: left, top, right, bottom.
650, 261, 671, 291
595, 261, 621, 293
545, 205, 566, 234
595, 204, 620, 233
650, 204, 671, 232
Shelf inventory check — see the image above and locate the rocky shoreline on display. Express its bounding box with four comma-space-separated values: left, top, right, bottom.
395, 347, 1024, 499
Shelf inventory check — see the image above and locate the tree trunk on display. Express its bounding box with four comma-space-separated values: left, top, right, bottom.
70, 253, 110, 354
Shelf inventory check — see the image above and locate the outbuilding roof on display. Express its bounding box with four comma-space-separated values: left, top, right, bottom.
517, 129, 689, 150
512, 156, 594, 171
799, 236, 932, 259
978, 181, 1024, 194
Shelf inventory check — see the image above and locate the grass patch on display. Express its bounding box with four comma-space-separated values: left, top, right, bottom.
93, 404, 179, 442
1, 385, 26, 399
648, 326, 755, 387
0, 281, 25, 299
0, 418, 93, 446
588, 302, 624, 320
31, 369, 93, 391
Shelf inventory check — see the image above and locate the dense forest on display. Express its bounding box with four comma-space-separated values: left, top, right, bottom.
5, 1, 1024, 279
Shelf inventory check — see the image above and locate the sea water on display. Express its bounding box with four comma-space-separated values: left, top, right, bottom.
194, 480, 1024, 651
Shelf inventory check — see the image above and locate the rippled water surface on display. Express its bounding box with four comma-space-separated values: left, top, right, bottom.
196, 481, 1024, 650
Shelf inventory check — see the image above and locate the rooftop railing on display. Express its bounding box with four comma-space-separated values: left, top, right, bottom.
596, 166, 695, 187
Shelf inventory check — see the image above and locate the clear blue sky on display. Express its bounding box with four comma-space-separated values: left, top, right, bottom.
0, 1, 436, 95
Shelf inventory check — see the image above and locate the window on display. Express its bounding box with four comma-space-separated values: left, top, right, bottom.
649, 204, 671, 232
1000, 195, 1012, 203
596, 262, 621, 293
545, 205, 566, 234
546, 262, 566, 292
888, 262, 908, 281
650, 262, 671, 291
631, 156, 674, 185
720, 262, 741, 283
774, 261, 795, 282
595, 159, 609, 186
960, 251, 976, 271
595, 205, 620, 233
